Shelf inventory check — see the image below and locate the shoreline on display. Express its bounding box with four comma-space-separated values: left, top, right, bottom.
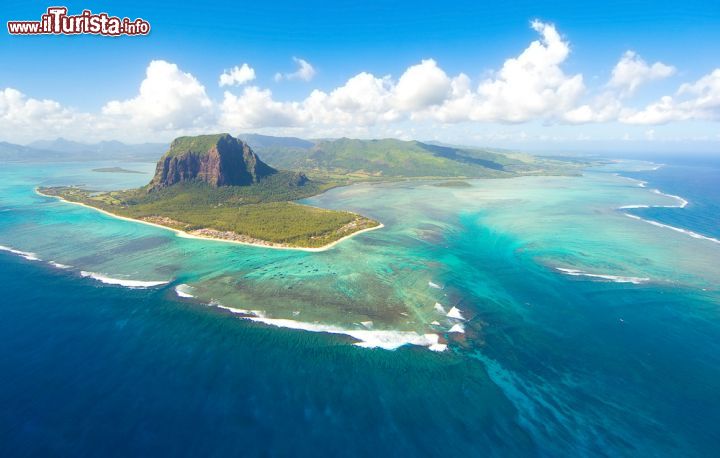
35, 188, 384, 252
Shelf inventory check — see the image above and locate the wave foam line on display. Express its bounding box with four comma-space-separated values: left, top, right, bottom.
174, 284, 195, 298
249, 317, 448, 352
618, 188, 688, 210
556, 267, 650, 284
80, 271, 170, 288
624, 214, 720, 244
207, 302, 446, 351
0, 244, 41, 261
49, 261, 71, 269
651, 189, 688, 208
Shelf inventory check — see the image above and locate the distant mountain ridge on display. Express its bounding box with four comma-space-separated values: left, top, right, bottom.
0, 138, 167, 162
238, 133, 314, 150
239, 135, 555, 178
0, 141, 62, 162
28, 138, 167, 156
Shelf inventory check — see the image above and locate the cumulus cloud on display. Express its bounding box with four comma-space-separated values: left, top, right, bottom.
468, 20, 585, 122
219, 63, 256, 87
304, 72, 398, 125
564, 51, 676, 124
102, 60, 213, 130
394, 59, 451, 110
222, 21, 585, 130
563, 96, 624, 124
220, 87, 300, 128
621, 69, 720, 124
422, 20, 585, 123
274, 57, 316, 82
608, 51, 675, 96
0, 88, 89, 142
220, 72, 400, 129
4, 22, 720, 144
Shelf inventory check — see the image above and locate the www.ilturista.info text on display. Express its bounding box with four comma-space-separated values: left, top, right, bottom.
7, 7, 150, 36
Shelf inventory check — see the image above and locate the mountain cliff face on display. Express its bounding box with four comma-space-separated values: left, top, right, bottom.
149, 134, 277, 190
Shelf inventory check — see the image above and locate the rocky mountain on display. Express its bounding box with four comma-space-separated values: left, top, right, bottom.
149, 133, 278, 190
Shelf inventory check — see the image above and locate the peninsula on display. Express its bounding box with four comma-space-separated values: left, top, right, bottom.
39, 134, 380, 249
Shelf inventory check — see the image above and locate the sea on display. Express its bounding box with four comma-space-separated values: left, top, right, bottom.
1, 155, 719, 456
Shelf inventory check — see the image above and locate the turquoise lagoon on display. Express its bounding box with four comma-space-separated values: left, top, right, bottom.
1, 158, 719, 455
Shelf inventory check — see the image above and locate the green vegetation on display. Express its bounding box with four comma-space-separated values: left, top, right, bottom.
92, 167, 144, 174
138, 172, 333, 204
165, 134, 230, 157
244, 137, 587, 181
39, 176, 378, 248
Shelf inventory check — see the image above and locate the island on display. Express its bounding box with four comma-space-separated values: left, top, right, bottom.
39, 134, 380, 250
430, 180, 473, 188
92, 167, 145, 174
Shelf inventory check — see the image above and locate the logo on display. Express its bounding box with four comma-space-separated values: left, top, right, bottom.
7, 7, 151, 36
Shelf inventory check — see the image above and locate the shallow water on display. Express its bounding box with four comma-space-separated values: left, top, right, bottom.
1, 158, 719, 455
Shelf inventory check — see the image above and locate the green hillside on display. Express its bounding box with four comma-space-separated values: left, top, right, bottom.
243, 136, 582, 179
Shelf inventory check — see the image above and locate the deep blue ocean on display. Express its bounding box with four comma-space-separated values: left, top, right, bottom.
1, 155, 720, 456
622, 155, 720, 241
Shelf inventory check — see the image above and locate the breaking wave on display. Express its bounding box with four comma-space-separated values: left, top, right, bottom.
618, 187, 688, 210
80, 271, 170, 288
207, 301, 447, 352
0, 244, 41, 261
556, 267, 650, 284
623, 214, 720, 245
175, 284, 196, 298
617, 178, 720, 244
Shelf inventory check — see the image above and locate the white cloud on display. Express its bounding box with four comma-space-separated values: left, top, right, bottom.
394, 59, 451, 110
425, 20, 584, 123
621, 95, 680, 124
274, 57, 316, 82
219, 20, 585, 131
471, 20, 584, 122
102, 60, 213, 130
563, 51, 675, 123
220, 86, 300, 128
220, 72, 399, 130
678, 69, 720, 111
219, 63, 256, 87
621, 69, 720, 124
0, 88, 66, 125
608, 51, 675, 96
3, 22, 720, 145
0, 88, 89, 142
563, 92, 625, 123
304, 72, 398, 125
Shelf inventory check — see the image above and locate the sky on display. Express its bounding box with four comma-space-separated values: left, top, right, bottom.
1, 0, 719, 153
